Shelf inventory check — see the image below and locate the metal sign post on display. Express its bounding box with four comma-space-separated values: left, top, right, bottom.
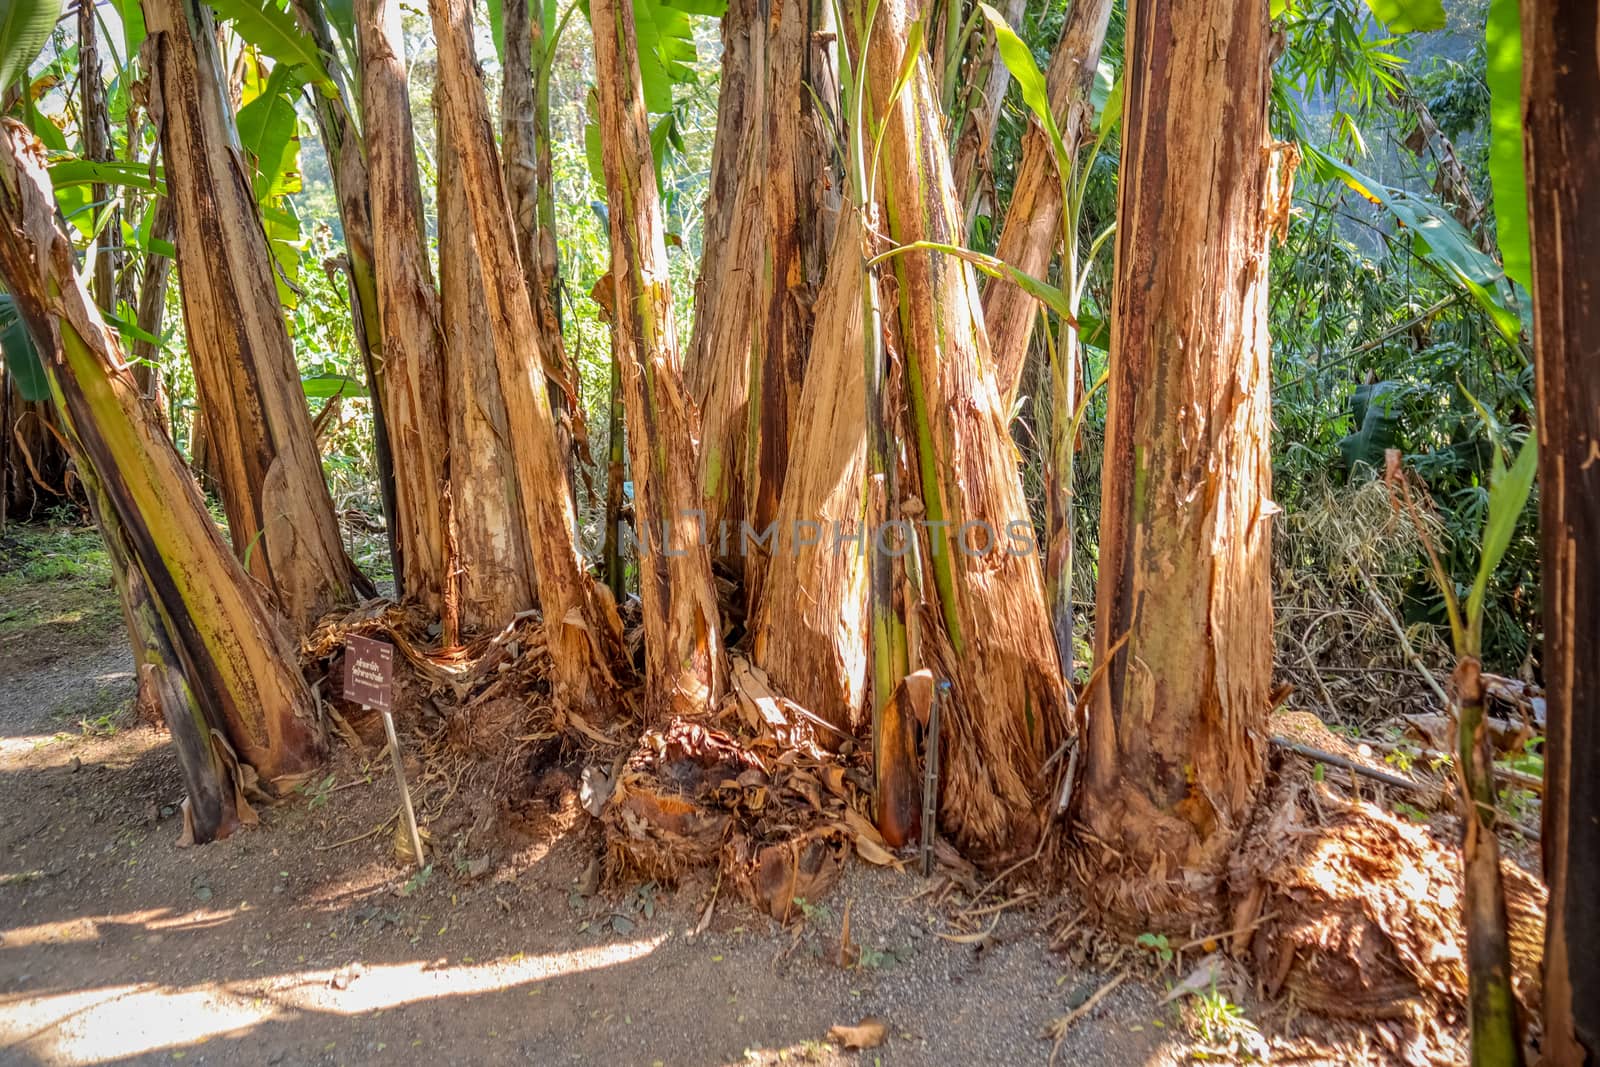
344, 635, 425, 869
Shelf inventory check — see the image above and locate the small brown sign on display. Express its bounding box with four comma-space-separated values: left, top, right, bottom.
344, 634, 394, 711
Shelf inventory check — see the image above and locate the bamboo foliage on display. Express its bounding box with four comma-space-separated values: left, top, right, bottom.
0, 121, 323, 803
591, 0, 725, 718
982, 0, 1113, 410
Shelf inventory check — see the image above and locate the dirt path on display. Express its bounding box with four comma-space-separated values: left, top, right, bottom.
0, 527, 1352, 1066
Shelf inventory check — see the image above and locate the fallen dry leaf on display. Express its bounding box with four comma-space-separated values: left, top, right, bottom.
853, 836, 898, 866
1160, 951, 1226, 1005
828, 1018, 887, 1050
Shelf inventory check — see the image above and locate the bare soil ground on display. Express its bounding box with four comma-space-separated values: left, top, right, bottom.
0, 525, 1417, 1066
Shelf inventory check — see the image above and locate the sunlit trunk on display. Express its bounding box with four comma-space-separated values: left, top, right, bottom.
1522, 2, 1600, 1060
143, 0, 365, 635
0, 124, 323, 802
1082, 0, 1275, 926
436, 96, 538, 632
428, 0, 625, 708
751, 209, 870, 733
357, 0, 457, 640
865, 0, 1068, 860
591, 0, 725, 717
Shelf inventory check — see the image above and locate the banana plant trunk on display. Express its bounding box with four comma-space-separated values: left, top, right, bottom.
1081, 0, 1275, 927
290, 0, 403, 588
982, 0, 1112, 410
78, 0, 119, 311
686, 0, 837, 612
429, 0, 626, 709
591, 0, 726, 718
0, 122, 324, 802
0, 376, 74, 522
435, 93, 538, 631
685, 0, 762, 556
142, 0, 365, 635
751, 208, 871, 734
86, 466, 241, 841
1522, 2, 1600, 1059
948, 0, 1024, 230
502, 0, 585, 478
357, 0, 458, 641
129, 195, 175, 436
864, 0, 1068, 860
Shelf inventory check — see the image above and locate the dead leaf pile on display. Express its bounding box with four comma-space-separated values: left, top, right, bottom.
1229, 750, 1546, 1036
600, 674, 901, 920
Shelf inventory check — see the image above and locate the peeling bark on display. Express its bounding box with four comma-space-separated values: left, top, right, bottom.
866, 0, 1068, 859
0, 122, 323, 795
592, 0, 725, 718
688, 0, 837, 610
291, 0, 402, 587
436, 96, 537, 632
684, 0, 757, 402
357, 0, 456, 638
1082, 0, 1275, 927
686, 0, 763, 551
751, 209, 870, 733
502, 0, 583, 474
142, 0, 364, 635
428, 0, 625, 707
1523, 2, 1600, 1060
745, 0, 837, 610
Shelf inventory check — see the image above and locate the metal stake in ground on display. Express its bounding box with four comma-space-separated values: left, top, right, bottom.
344, 635, 424, 869
920, 680, 947, 877
381, 707, 426, 869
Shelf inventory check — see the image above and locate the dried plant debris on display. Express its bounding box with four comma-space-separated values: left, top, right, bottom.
1229, 756, 1546, 1034
827, 1018, 887, 1050
599, 716, 883, 920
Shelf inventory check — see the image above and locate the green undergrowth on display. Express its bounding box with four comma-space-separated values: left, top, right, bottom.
0, 519, 121, 656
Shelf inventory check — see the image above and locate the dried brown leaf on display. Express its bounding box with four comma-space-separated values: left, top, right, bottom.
827, 1018, 887, 1050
